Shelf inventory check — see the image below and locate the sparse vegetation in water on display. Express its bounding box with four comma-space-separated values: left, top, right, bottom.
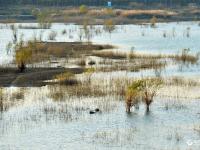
103, 19, 116, 34
186, 27, 190, 38
125, 78, 163, 113
10, 24, 18, 43
32, 9, 52, 29
0, 88, 3, 112
83, 19, 93, 43
62, 29, 67, 35
174, 48, 199, 65
6, 42, 13, 55
1, 20, 200, 149
150, 16, 157, 27
48, 31, 57, 41
76, 57, 86, 66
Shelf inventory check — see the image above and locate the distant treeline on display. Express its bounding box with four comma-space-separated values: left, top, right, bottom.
0, 0, 199, 7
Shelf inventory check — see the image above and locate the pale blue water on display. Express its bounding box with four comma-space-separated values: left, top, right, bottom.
0, 22, 200, 64
0, 87, 200, 150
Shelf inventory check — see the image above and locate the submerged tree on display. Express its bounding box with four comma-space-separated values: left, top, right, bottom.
125, 78, 162, 113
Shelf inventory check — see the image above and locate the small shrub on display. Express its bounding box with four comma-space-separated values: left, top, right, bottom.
15, 41, 33, 72
125, 78, 162, 113
104, 8, 114, 16
79, 5, 88, 14
150, 16, 157, 27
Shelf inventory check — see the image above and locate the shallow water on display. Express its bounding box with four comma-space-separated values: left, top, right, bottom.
0, 87, 200, 150
0, 22, 200, 150
1, 22, 200, 64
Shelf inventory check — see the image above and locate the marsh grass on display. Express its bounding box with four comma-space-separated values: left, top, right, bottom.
0, 88, 3, 112
165, 77, 200, 87
174, 48, 199, 65
54, 72, 78, 85
93, 49, 199, 64
76, 58, 86, 66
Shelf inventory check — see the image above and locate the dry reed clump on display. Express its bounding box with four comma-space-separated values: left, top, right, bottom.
0, 88, 3, 112
103, 19, 116, 33
10, 89, 25, 100
47, 45, 65, 57
125, 78, 163, 113
76, 58, 86, 66
173, 48, 199, 65
93, 51, 129, 59
93, 51, 166, 73
150, 16, 157, 27
120, 9, 176, 17
165, 77, 200, 87
0, 88, 23, 112
92, 50, 167, 60
54, 72, 78, 85
92, 49, 199, 68
96, 61, 165, 72
48, 86, 66, 101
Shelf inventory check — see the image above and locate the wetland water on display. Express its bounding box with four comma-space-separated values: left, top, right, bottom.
1, 21, 200, 63
0, 22, 200, 150
0, 87, 200, 150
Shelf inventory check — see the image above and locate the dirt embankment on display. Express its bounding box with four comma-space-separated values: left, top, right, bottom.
0, 67, 84, 87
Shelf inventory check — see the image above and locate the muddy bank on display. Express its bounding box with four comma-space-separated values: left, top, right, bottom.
0, 67, 84, 87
